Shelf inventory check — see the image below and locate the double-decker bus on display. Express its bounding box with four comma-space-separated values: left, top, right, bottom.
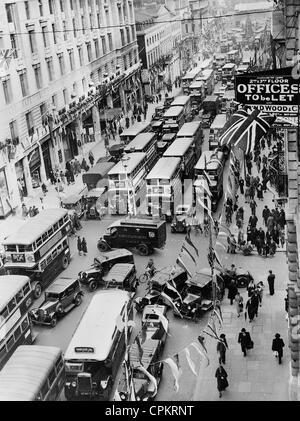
64, 290, 133, 401
146, 157, 182, 220
0, 345, 65, 401
170, 95, 191, 119
107, 152, 147, 215
182, 66, 203, 93
162, 106, 185, 128
0, 275, 34, 370
163, 137, 196, 178
209, 114, 227, 150
3, 209, 71, 299
189, 80, 205, 107
222, 63, 236, 83
124, 132, 158, 170
226, 49, 241, 65
196, 68, 215, 95
176, 121, 203, 161
119, 121, 151, 144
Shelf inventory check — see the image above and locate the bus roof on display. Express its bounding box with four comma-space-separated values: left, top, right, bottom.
182, 67, 202, 80
189, 81, 204, 89
198, 58, 213, 69
210, 114, 227, 130
108, 152, 146, 175
177, 121, 201, 137
222, 63, 236, 69
0, 345, 62, 401
196, 68, 214, 81
124, 132, 156, 153
170, 96, 190, 107
163, 137, 194, 157
2, 208, 68, 246
119, 121, 151, 137
146, 157, 181, 180
163, 106, 184, 118
83, 161, 115, 177
64, 290, 131, 361
0, 275, 31, 313
194, 151, 223, 171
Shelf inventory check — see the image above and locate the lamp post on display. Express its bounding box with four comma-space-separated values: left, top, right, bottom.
121, 153, 137, 216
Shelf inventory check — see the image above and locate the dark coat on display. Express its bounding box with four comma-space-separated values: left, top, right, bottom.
272, 337, 285, 356
228, 283, 238, 300
238, 331, 252, 347
246, 299, 255, 320
77, 237, 82, 252
215, 366, 228, 391
81, 238, 87, 254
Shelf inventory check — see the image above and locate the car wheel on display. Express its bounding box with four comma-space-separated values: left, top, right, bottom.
74, 294, 82, 306
139, 273, 148, 284
97, 240, 109, 252
138, 243, 149, 256
50, 317, 57, 328
56, 304, 63, 314
33, 283, 42, 299
89, 280, 98, 292
62, 255, 69, 270
237, 276, 248, 288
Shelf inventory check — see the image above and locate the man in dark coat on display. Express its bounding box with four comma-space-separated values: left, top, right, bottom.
272, 333, 285, 364
262, 206, 270, 227
238, 328, 252, 356
217, 334, 228, 364
248, 214, 258, 229
228, 280, 238, 305
239, 178, 244, 194
267, 270, 275, 295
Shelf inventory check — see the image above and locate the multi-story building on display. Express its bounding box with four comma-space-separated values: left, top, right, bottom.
135, 2, 182, 95
0, 0, 142, 217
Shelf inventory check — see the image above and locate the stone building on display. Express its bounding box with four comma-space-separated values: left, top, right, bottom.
0, 0, 142, 217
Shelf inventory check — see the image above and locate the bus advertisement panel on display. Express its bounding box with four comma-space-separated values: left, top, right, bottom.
0, 275, 34, 369
146, 157, 182, 220
119, 122, 151, 144
124, 132, 158, 170
108, 152, 147, 215
182, 66, 203, 93
3, 209, 71, 299
64, 290, 133, 401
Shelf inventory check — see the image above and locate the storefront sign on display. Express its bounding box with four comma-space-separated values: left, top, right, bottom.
248, 104, 298, 117
235, 68, 300, 116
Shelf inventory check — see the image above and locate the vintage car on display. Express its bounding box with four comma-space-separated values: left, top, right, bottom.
30, 278, 83, 327
61, 193, 86, 218
84, 187, 108, 220
217, 266, 254, 288
170, 215, 187, 234
152, 106, 166, 120
117, 305, 167, 401
174, 268, 225, 321
135, 265, 187, 312
78, 248, 134, 291
202, 113, 214, 128
101, 263, 138, 292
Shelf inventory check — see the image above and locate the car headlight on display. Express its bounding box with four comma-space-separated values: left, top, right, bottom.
101, 380, 108, 389
120, 393, 126, 400
71, 381, 77, 388
136, 396, 141, 401
187, 306, 191, 310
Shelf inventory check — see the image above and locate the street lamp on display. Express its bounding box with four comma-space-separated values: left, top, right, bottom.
121, 153, 136, 216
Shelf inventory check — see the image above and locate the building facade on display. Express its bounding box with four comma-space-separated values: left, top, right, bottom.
0, 0, 142, 217
135, 3, 182, 96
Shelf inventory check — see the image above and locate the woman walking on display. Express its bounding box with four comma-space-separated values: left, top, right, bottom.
272, 333, 285, 364
215, 364, 229, 398
238, 328, 253, 356
216, 334, 228, 364
81, 237, 88, 256
235, 292, 244, 317
228, 280, 238, 305
77, 236, 82, 256
245, 297, 256, 322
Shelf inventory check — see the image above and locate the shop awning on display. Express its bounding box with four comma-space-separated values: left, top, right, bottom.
99, 108, 123, 120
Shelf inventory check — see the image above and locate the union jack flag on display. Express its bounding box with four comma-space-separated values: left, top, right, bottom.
219, 107, 276, 154
0, 49, 15, 71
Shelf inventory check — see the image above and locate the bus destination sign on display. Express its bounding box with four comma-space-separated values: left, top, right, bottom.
75, 347, 95, 353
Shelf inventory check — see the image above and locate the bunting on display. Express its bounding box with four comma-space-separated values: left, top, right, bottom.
184, 348, 197, 376
181, 243, 197, 265
185, 233, 199, 257
213, 249, 223, 268
164, 282, 183, 303
215, 240, 227, 251
164, 357, 181, 393
213, 307, 223, 328
161, 291, 183, 318
190, 341, 209, 367
176, 256, 192, 278
196, 193, 212, 218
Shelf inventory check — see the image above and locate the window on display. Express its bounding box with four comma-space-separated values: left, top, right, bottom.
78, 46, 83, 66
52, 23, 57, 44
48, 367, 56, 386
55, 356, 64, 373
94, 40, 100, 58
40, 381, 49, 400
126, 27, 130, 44
70, 0, 74, 10
52, 94, 57, 107
24, 1, 30, 19
19, 72, 29, 97
6, 336, 14, 352
81, 15, 85, 34
48, 0, 53, 14
14, 326, 21, 340
118, 6, 122, 23
82, 77, 87, 92
28, 30, 37, 53
8, 298, 16, 312
108, 33, 113, 51
89, 13, 93, 26
97, 13, 100, 27
33, 65, 43, 89
23, 283, 30, 295
60, 0, 64, 12
10, 34, 18, 58
86, 42, 92, 62
25, 111, 34, 136
101, 36, 107, 55
63, 88, 68, 104
105, 9, 110, 25
120, 29, 125, 47
39, 0, 43, 16
40, 102, 47, 120
42, 26, 49, 48
0, 345, 6, 360
131, 25, 135, 41
58, 54, 65, 75
9, 120, 18, 143
68, 50, 75, 70
46, 57, 54, 81
21, 316, 29, 331
2, 79, 12, 104
6, 4, 14, 23
97, 68, 102, 81
63, 21, 67, 41
72, 18, 76, 37
123, 55, 127, 71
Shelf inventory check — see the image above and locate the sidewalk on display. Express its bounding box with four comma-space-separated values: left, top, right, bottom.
193, 149, 290, 401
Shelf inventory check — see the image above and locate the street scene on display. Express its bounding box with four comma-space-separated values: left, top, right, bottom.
0, 0, 297, 404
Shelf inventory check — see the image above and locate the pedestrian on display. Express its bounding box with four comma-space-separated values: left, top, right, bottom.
217, 334, 228, 364
32, 205, 39, 216
249, 198, 257, 216
248, 214, 258, 229
60, 170, 66, 184
21, 203, 28, 218
245, 297, 256, 322
238, 328, 253, 356
234, 291, 244, 317
228, 280, 238, 305
257, 183, 263, 200
88, 151, 95, 167
279, 228, 285, 248
238, 178, 244, 194
256, 281, 264, 305
247, 279, 256, 297
267, 270, 275, 295
81, 237, 88, 255
251, 290, 261, 317
77, 236, 82, 256
272, 333, 285, 364
246, 159, 252, 174
237, 229, 244, 245
245, 173, 250, 187
249, 184, 255, 201
81, 157, 89, 172
269, 238, 277, 256
262, 205, 270, 227
256, 155, 261, 173
49, 169, 56, 185
215, 364, 228, 398
28, 206, 34, 217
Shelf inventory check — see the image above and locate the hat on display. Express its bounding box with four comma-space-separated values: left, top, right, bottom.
275, 333, 280, 338
241, 328, 246, 332
220, 334, 225, 339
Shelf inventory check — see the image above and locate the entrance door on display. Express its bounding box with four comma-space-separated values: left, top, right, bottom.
42, 141, 52, 179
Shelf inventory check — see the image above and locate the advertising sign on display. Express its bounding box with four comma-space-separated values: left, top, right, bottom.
235, 68, 300, 116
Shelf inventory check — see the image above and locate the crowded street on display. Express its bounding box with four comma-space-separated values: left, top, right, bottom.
0, 0, 297, 406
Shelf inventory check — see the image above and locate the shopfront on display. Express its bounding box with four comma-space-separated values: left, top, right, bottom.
15, 159, 28, 197
82, 109, 95, 144
62, 122, 79, 162
41, 139, 52, 179
28, 147, 41, 188
0, 168, 11, 218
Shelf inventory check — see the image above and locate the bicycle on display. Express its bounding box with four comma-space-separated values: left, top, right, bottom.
139, 268, 156, 284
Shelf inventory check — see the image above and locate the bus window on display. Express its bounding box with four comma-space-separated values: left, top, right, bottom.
40, 381, 49, 400
23, 283, 30, 295
55, 356, 64, 374
0, 346, 5, 360
8, 298, 16, 312
21, 316, 29, 331
14, 326, 21, 341
6, 336, 14, 351
48, 367, 56, 386
16, 289, 24, 303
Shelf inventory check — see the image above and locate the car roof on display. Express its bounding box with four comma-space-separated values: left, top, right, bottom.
97, 249, 133, 262
152, 265, 185, 285
102, 263, 135, 282
45, 277, 78, 293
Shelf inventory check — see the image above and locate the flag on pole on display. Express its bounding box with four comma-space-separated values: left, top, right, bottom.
181, 244, 197, 265
176, 256, 193, 278
161, 291, 183, 318
184, 348, 197, 376
190, 341, 209, 367
185, 233, 199, 257
164, 357, 181, 393
213, 249, 223, 267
